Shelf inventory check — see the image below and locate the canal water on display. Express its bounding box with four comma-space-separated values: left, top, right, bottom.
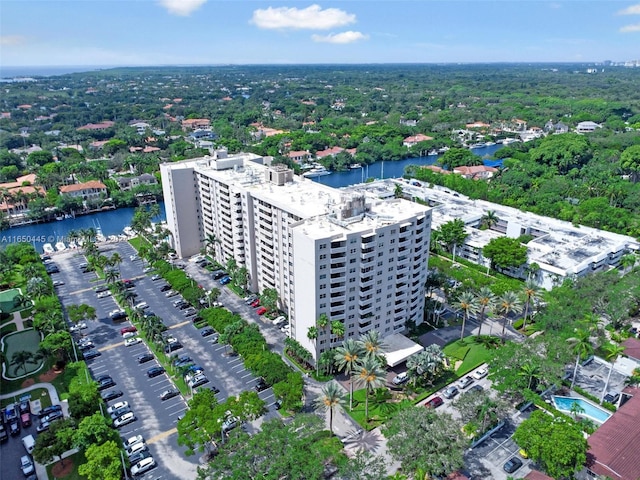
1, 144, 502, 252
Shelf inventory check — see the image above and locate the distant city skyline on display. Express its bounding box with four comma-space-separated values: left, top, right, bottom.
1, 1, 639, 68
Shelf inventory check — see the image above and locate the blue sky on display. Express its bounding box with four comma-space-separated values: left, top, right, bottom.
1, 1, 639, 67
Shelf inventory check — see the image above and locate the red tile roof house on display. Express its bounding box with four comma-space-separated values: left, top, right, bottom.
59, 181, 107, 201
403, 134, 434, 148
77, 121, 115, 131
315, 147, 357, 159
453, 165, 498, 180
181, 118, 210, 131
524, 471, 553, 480
586, 387, 640, 480
621, 337, 640, 364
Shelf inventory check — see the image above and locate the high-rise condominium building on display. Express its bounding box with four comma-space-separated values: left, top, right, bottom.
160, 151, 432, 359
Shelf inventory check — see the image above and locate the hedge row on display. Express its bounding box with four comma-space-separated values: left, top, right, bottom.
153, 259, 205, 306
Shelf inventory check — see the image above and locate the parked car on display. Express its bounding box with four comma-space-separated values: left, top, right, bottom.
151, 274, 162, 281
98, 377, 116, 391
38, 405, 61, 419
110, 406, 132, 420
131, 457, 156, 476
95, 285, 110, 293
20, 455, 35, 476
124, 337, 142, 347
69, 322, 87, 332
212, 270, 228, 280
184, 307, 198, 317
250, 298, 261, 308
83, 349, 101, 360
134, 302, 149, 310
97, 290, 111, 298
468, 385, 484, 394
425, 396, 444, 409
272, 316, 286, 326
53, 279, 65, 287
244, 294, 258, 304
503, 457, 523, 474
172, 355, 193, 368
254, 378, 269, 392
200, 327, 215, 337
219, 275, 231, 285
165, 289, 179, 297
164, 342, 183, 353
120, 326, 137, 335
187, 375, 209, 389
128, 450, 152, 467
392, 372, 409, 385
473, 366, 488, 379
160, 388, 180, 401
122, 331, 137, 339
78, 342, 94, 351
137, 353, 154, 364
443, 386, 459, 399
107, 401, 129, 415
458, 376, 474, 389
122, 434, 144, 449
101, 390, 124, 402
113, 412, 136, 428
256, 307, 267, 315
159, 284, 172, 292
147, 366, 166, 378
126, 441, 148, 458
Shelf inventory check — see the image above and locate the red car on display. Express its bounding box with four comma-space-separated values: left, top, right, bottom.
250, 299, 261, 308
256, 307, 267, 315
120, 326, 137, 335
425, 396, 444, 409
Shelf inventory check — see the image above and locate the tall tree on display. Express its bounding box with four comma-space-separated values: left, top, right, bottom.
566, 329, 596, 389
359, 329, 387, 363
78, 440, 123, 480
437, 219, 468, 259
313, 381, 345, 436
600, 342, 625, 402
10, 350, 33, 375
495, 291, 523, 340
384, 406, 466, 478
354, 357, 386, 421
453, 290, 479, 339
475, 286, 496, 337
334, 339, 364, 411
513, 410, 588, 479
521, 279, 541, 330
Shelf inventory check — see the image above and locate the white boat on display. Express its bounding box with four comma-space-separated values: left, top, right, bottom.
427, 149, 439, 156
123, 226, 134, 237
95, 226, 106, 243
55, 241, 66, 251
303, 166, 331, 178
349, 163, 362, 169
43, 243, 55, 254
469, 143, 485, 149
437, 147, 450, 153
485, 141, 496, 146
502, 138, 519, 145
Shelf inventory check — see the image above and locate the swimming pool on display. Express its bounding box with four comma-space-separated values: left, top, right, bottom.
552, 396, 612, 423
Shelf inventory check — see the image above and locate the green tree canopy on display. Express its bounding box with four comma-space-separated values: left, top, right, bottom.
482, 236, 528, 270
513, 410, 588, 479
78, 440, 123, 480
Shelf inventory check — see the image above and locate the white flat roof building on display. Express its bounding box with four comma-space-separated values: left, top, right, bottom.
161, 152, 432, 359
359, 179, 639, 290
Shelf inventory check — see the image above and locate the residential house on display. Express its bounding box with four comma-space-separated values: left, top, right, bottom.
181, 118, 210, 131
453, 165, 498, 180
114, 174, 157, 191
544, 120, 569, 134
59, 180, 107, 201
77, 121, 115, 131
315, 146, 357, 159
0, 174, 45, 216
90, 140, 109, 150
621, 338, 640, 366
403, 134, 434, 148
189, 129, 216, 141
130, 121, 151, 135
465, 121, 490, 129
576, 121, 602, 133
287, 151, 312, 164
586, 388, 640, 480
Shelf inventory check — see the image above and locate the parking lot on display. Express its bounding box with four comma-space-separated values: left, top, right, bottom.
22, 241, 281, 479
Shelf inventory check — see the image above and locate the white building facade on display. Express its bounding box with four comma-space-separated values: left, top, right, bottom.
161, 152, 432, 359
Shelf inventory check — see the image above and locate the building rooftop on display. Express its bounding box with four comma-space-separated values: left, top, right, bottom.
587, 388, 640, 480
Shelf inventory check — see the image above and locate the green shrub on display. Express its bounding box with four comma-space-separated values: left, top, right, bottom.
513, 319, 524, 330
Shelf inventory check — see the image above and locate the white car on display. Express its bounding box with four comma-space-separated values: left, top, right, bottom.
124, 337, 142, 347
272, 316, 286, 326
131, 457, 156, 476
20, 455, 34, 476
113, 412, 136, 428
97, 290, 111, 298
126, 441, 148, 458
129, 254, 138, 261
134, 302, 149, 310
122, 434, 144, 449
473, 366, 489, 379
69, 322, 87, 332
107, 401, 129, 415
122, 331, 137, 340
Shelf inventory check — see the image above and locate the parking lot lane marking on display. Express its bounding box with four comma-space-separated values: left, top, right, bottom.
99, 342, 126, 352
164, 402, 185, 412
240, 372, 253, 379
168, 320, 191, 330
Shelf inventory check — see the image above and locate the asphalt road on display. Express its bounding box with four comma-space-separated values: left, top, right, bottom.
40, 241, 282, 479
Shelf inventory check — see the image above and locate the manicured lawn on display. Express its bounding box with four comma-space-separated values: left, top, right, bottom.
347, 388, 413, 431
46, 450, 87, 480
443, 338, 493, 376
0, 287, 23, 314
2, 328, 44, 378
129, 236, 151, 252
0, 321, 17, 337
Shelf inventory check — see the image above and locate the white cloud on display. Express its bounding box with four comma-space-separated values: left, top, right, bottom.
617, 4, 640, 15
620, 23, 640, 32
251, 5, 356, 30
311, 31, 369, 44
158, 0, 207, 16
0, 35, 26, 46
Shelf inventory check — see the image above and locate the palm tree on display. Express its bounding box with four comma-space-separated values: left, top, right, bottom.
307, 326, 319, 374
120, 289, 137, 307
475, 286, 496, 337
453, 291, 479, 340
518, 362, 541, 390
330, 320, 345, 341
359, 330, 387, 363
521, 280, 541, 331
601, 343, 626, 402
334, 339, 365, 411
105, 268, 120, 285
11, 350, 34, 375
204, 233, 220, 260
480, 210, 499, 229
407, 349, 438, 387
495, 291, 523, 340
27, 276, 50, 299
354, 357, 387, 421
110, 252, 123, 273
313, 382, 345, 436
567, 329, 595, 389
317, 313, 329, 339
